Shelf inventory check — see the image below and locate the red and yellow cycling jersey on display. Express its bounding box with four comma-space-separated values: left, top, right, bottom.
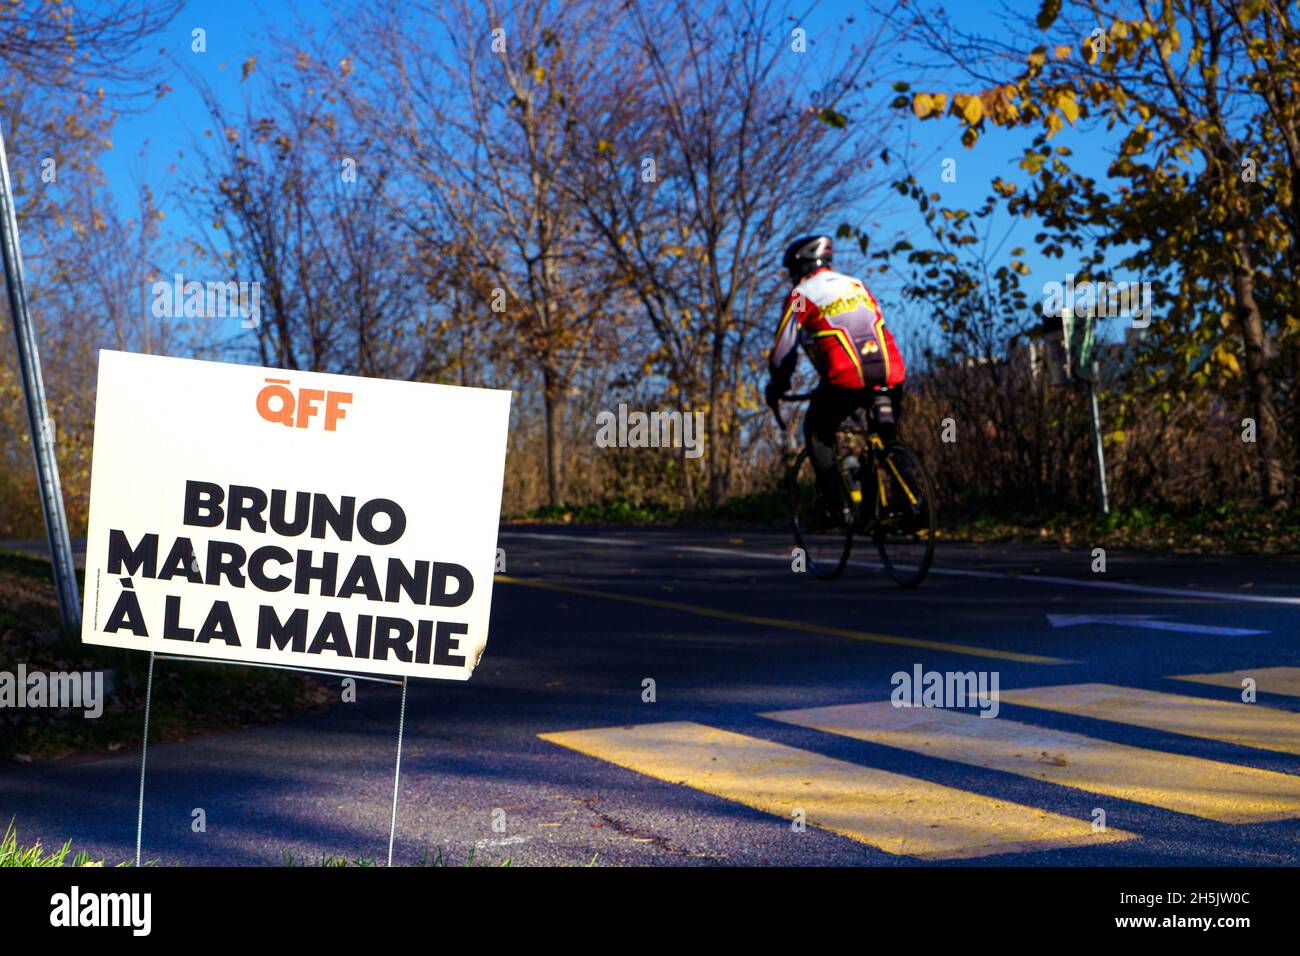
768, 267, 905, 389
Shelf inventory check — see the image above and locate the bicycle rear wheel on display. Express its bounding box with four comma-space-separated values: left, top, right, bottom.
788, 447, 853, 580
870, 441, 936, 588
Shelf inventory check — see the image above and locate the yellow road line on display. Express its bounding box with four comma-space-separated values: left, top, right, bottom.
539, 721, 1132, 859
497, 574, 1066, 664
1173, 667, 1300, 699
1001, 683, 1300, 757
763, 701, 1300, 824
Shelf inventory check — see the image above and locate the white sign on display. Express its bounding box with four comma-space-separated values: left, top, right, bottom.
81, 350, 511, 680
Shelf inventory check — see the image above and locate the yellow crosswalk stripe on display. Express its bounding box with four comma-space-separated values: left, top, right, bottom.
1173, 667, 1300, 699
762, 701, 1300, 823
539, 721, 1133, 859
1001, 683, 1300, 757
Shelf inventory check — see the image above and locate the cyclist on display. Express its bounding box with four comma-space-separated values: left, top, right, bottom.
764, 234, 906, 523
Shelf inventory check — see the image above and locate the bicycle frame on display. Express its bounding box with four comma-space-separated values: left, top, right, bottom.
773, 389, 936, 587
827, 409, 893, 527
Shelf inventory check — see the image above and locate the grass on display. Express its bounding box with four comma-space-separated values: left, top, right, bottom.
0, 822, 115, 867
279, 850, 383, 867
279, 846, 513, 867
278, 847, 599, 866
943, 502, 1300, 554
509, 490, 787, 530
3, 822, 600, 867
2, 833, 597, 867
510, 495, 1300, 554
4, 819, 603, 868
0, 550, 334, 763
2, 826, 599, 867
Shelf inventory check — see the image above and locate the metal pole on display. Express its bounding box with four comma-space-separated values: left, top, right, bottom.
387, 676, 408, 866
1088, 371, 1110, 515
135, 651, 156, 867
0, 123, 80, 629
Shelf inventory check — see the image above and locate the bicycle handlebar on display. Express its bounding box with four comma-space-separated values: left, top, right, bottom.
768, 392, 811, 435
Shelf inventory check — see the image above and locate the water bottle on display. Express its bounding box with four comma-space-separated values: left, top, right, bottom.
842, 454, 862, 504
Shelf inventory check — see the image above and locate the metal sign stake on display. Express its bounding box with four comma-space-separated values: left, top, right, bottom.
388, 676, 409, 867
133, 655, 410, 867
0, 122, 81, 630
135, 651, 156, 867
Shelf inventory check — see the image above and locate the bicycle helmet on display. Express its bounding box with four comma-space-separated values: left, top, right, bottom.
782, 235, 833, 283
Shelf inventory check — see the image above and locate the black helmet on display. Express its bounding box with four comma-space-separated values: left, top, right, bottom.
782, 235, 833, 282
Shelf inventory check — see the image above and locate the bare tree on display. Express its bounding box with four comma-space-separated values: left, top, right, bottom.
0, 0, 182, 536
570, 0, 894, 504
325, 0, 629, 506
0, 1, 181, 98
180, 59, 440, 380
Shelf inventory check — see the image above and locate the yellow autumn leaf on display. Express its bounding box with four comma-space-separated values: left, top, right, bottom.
1054, 45, 1072, 59
912, 92, 934, 119
1057, 90, 1079, 125
1215, 343, 1242, 375
955, 93, 983, 125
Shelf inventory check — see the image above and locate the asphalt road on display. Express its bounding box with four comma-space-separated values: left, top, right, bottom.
4, 527, 1300, 866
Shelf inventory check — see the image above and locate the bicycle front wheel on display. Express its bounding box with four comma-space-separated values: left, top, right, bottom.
870, 441, 936, 588
788, 447, 853, 581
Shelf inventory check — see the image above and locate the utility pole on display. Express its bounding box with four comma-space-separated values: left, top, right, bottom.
0, 123, 82, 629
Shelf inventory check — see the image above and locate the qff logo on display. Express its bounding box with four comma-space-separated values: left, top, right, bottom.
256, 377, 353, 431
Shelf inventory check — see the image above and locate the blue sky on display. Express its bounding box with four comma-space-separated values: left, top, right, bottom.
97, 0, 300, 217
93, 0, 1130, 348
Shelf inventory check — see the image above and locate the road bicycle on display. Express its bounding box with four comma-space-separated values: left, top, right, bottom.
772, 387, 936, 587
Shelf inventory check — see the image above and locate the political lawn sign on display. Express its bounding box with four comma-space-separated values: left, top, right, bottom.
81, 350, 511, 681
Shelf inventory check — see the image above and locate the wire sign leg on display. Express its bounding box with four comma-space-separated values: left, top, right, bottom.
387, 676, 409, 867
135, 651, 156, 867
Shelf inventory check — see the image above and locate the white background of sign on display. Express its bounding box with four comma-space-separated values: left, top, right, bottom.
81, 350, 511, 680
